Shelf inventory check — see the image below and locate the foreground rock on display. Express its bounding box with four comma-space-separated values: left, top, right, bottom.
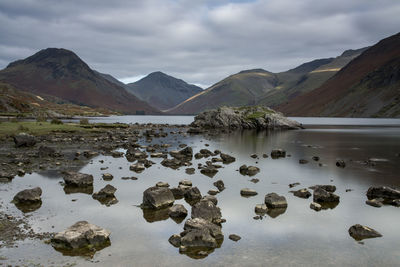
264, 193, 287, 208
366, 186, 400, 200
191, 199, 222, 223
189, 106, 302, 130
13, 187, 42, 204
229, 234, 241, 242
169, 204, 188, 219
313, 187, 340, 203
63, 172, 93, 187
51, 221, 111, 254
92, 185, 118, 206
142, 186, 175, 209
240, 188, 258, 197
348, 224, 382, 241
13, 133, 36, 147
292, 188, 311, 199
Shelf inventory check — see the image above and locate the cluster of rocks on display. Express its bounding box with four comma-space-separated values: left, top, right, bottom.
365, 186, 400, 208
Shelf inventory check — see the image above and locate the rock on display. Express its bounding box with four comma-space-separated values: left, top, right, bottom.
156, 182, 170, 187
336, 160, 346, 168
366, 198, 384, 208
92, 184, 116, 199
150, 152, 165, 158
161, 158, 182, 169
250, 178, 260, 183
92, 185, 118, 206
255, 204, 268, 214
170, 147, 193, 161
239, 165, 260, 176
0, 171, 15, 182
171, 186, 190, 199
240, 188, 258, 197
293, 188, 311, 199
130, 163, 145, 173
220, 153, 236, 164
121, 176, 138, 180
181, 228, 217, 248
51, 221, 111, 251
184, 187, 202, 202
208, 189, 219, 195
250, 154, 258, 159
17, 169, 25, 176
229, 234, 241, 242
185, 168, 195, 174
213, 180, 225, 191
169, 204, 188, 218
111, 151, 124, 158
202, 195, 218, 206
63, 172, 93, 187
310, 202, 322, 211
289, 182, 300, 188
191, 199, 222, 223
179, 179, 192, 186
309, 185, 337, 192
366, 186, 400, 200
390, 199, 400, 207
38, 146, 57, 157
189, 106, 301, 130
13, 133, 36, 147
13, 187, 42, 203
313, 187, 340, 203
299, 159, 308, 164
102, 173, 113, 181
184, 218, 223, 240
142, 186, 175, 209
200, 165, 218, 177
262, 154, 268, 158
348, 224, 382, 241
312, 156, 320, 161
264, 193, 287, 208
271, 149, 286, 159
168, 234, 181, 247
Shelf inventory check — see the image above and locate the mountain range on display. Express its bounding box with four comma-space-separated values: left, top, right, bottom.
0, 48, 158, 115
0, 32, 399, 118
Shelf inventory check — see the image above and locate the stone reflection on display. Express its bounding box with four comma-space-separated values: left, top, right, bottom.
14, 201, 42, 213
142, 207, 170, 223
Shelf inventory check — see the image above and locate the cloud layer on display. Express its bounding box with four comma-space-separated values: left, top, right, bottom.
0, 0, 399, 87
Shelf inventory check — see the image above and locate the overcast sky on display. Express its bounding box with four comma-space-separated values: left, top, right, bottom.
0, 0, 399, 88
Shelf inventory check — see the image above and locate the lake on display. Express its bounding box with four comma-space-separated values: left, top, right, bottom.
1, 116, 400, 266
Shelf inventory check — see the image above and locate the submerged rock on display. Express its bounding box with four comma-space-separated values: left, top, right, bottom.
142, 186, 175, 209
189, 106, 301, 130
51, 221, 111, 253
348, 224, 382, 241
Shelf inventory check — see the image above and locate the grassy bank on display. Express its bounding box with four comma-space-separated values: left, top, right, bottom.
0, 121, 129, 137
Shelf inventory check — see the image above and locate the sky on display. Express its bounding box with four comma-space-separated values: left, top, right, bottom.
0, 0, 399, 88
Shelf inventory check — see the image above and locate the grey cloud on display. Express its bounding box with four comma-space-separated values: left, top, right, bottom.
0, 0, 399, 87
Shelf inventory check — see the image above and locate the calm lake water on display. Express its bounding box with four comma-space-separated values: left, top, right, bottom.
1, 117, 400, 266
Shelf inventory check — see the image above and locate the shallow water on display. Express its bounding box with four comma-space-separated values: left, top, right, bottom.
1, 122, 400, 266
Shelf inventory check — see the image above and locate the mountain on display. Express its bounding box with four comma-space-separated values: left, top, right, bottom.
167, 48, 366, 115
0, 48, 159, 114
277, 32, 400, 117
166, 69, 278, 114
0, 82, 113, 117
125, 71, 203, 110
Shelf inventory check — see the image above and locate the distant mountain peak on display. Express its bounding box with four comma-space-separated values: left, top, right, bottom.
238, 68, 269, 74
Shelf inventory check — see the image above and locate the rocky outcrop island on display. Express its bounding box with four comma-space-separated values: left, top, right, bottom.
189, 106, 302, 130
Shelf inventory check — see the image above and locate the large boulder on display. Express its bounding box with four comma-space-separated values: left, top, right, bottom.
348, 224, 382, 241
264, 193, 287, 208
191, 199, 222, 223
13, 187, 42, 203
366, 186, 400, 200
63, 172, 93, 187
51, 221, 111, 252
189, 106, 301, 130
13, 133, 36, 147
142, 186, 175, 209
